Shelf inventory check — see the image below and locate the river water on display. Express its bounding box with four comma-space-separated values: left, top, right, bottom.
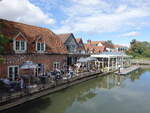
2, 69, 150, 113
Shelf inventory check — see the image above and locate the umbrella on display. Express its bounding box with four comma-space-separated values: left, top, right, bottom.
86, 57, 97, 61
77, 57, 87, 63
77, 57, 97, 63
20, 61, 39, 69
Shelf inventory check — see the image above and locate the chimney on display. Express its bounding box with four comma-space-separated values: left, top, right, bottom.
87, 40, 91, 44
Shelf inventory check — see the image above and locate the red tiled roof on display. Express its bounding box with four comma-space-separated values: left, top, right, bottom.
92, 46, 106, 53
87, 40, 114, 48
76, 38, 86, 51
84, 44, 106, 53
76, 38, 81, 43
0, 19, 67, 54
57, 33, 72, 43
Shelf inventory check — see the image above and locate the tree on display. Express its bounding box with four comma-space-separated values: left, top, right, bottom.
106, 40, 113, 44
127, 40, 150, 58
0, 34, 9, 53
130, 39, 136, 46
0, 34, 9, 63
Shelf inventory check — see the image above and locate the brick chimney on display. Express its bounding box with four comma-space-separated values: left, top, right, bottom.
87, 40, 91, 44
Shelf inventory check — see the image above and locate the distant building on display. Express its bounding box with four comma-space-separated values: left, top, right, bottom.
84, 40, 114, 54
87, 40, 115, 52
84, 43, 106, 54
85, 40, 128, 54
113, 44, 128, 52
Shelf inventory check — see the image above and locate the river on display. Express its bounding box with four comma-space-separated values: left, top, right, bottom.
2, 68, 150, 113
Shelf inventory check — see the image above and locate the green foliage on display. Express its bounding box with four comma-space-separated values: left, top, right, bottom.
0, 34, 9, 63
0, 57, 4, 63
127, 40, 150, 58
0, 34, 9, 53
130, 39, 137, 46
106, 40, 113, 44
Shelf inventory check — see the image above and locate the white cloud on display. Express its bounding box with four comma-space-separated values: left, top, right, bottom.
121, 31, 140, 37
0, 0, 55, 26
54, 0, 150, 34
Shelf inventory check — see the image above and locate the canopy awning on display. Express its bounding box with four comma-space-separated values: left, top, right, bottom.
91, 52, 131, 58
78, 57, 97, 63
20, 61, 38, 69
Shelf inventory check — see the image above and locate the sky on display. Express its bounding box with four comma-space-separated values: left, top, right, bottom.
0, 0, 150, 46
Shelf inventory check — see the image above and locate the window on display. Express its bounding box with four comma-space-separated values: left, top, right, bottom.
14, 40, 26, 52
53, 62, 60, 70
37, 64, 44, 74
8, 66, 19, 81
36, 42, 45, 52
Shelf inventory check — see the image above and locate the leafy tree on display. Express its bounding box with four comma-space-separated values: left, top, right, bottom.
127, 39, 150, 58
0, 34, 9, 63
130, 39, 137, 46
106, 40, 113, 44
0, 34, 9, 53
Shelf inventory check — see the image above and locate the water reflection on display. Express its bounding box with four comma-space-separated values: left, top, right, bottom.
2, 69, 150, 113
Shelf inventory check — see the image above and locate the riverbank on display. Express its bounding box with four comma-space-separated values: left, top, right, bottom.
140, 65, 150, 69
131, 59, 150, 65
0, 70, 116, 111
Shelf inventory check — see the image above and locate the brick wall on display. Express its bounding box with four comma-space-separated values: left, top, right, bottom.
0, 54, 67, 78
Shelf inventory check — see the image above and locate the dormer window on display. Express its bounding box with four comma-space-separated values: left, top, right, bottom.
36, 42, 45, 52
15, 40, 26, 51
13, 32, 27, 53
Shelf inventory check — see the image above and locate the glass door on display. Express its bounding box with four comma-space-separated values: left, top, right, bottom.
8, 66, 19, 81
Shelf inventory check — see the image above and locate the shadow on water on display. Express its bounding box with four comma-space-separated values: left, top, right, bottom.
2, 68, 150, 113
2, 97, 52, 113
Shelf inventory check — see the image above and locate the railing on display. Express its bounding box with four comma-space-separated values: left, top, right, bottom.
0, 70, 102, 104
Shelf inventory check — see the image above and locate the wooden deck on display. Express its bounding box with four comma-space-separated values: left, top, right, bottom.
115, 66, 140, 75
0, 70, 116, 111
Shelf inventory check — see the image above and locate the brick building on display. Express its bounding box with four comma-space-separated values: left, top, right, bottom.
0, 19, 67, 81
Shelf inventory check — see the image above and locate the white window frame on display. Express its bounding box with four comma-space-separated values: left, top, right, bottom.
8, 65, 19, 81
37, 64, 45, 74
14, 40, 27, 51
36, 42, 46, 53
53, 62, 60, 70
13, 32, 27, 53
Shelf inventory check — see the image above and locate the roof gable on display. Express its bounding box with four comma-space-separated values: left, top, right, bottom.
57, 33, 72, 43
14, 32, 27, 41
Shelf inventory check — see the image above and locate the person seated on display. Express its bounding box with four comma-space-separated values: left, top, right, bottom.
3, 78, 10, 85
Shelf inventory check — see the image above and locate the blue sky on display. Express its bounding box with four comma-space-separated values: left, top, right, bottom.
0, 0, 150, 46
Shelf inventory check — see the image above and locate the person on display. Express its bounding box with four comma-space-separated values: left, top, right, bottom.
3, 78, 10, 85
20, 78, 24, 89
118, 65, 121, 73
67, 66, 74, 79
